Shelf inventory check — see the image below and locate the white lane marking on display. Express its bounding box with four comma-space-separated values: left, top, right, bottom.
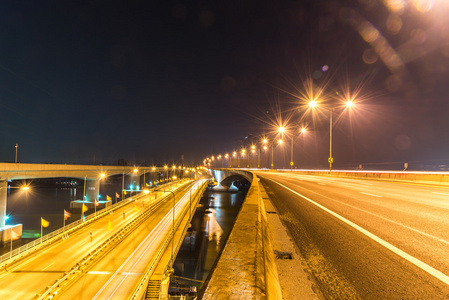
360, 192, 382, 198
266, 177, 449, 286
359, 182, 374, 186
88, 271, 143, 276
42, 262, 54, 271
88, 271, 112, 275
432, 192, 449, 196
318, 183, 326, 186
281, 180, 449, 247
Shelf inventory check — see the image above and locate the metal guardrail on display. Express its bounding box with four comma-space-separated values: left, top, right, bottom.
34, 180, 193, 300
0, 180, 187, 268
129, 180, 208, 300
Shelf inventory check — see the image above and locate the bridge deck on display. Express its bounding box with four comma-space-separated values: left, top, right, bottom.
0, 180, 202, 299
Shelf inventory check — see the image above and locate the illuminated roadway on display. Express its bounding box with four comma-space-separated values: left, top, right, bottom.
0, 181, 198, 299
58, 181, 201, 300
256, 171, 449, 299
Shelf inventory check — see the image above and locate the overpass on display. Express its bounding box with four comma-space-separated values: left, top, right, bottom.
0, 178, 207, 299
0, 162, 195, 245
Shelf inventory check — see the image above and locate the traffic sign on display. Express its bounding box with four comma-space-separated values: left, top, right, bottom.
290, 161, 294, 166
328, 157, 333, 163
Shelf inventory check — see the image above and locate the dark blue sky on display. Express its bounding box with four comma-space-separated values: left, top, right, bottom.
1, 0, 448, 169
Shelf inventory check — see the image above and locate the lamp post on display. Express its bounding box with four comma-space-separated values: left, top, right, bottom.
237, 152, 240, 168
309, 100, 353, 173
262, 139, 268, 168
81, 175, 87, 221
251, 145, 256, 168
271, 126, 286, 169
289, 127, 308, 172
15, 144, 18, 163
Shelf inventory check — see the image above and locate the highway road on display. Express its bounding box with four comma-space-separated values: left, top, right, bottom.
0, 181, 194, 299
57, 181, 203, 300
256, 171, 449, 299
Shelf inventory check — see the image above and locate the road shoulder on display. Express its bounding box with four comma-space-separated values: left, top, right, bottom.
259, 183, 322, 300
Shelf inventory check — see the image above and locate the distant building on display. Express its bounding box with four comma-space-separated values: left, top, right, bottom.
117, 158, 133, 166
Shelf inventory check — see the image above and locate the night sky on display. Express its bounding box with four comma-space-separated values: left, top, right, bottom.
1, 0, 448, 169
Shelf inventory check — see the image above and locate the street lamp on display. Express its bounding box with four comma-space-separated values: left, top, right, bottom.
290, 127, 308, 171
309, 100, 354, 173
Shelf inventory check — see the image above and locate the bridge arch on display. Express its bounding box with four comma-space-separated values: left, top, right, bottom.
209, 169, 253, 191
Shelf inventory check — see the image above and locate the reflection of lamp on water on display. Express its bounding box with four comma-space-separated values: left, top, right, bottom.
206, 208, 223, 248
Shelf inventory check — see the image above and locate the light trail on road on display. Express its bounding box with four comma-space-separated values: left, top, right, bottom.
0, 182, 190, 299
59, 181, 203, 300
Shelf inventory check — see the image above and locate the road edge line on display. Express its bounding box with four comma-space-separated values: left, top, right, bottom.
265, 177, 449, 286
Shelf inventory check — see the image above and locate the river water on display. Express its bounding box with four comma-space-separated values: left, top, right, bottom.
172, 188, 246, 291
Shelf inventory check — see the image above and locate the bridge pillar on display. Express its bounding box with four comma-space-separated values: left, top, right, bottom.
130, 175, 140, 190
0, 181, 7, 228
0, 181, 23, 246
85, 179, 100, 202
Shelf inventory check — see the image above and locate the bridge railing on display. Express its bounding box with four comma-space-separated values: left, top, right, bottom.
0, 180, 188, 267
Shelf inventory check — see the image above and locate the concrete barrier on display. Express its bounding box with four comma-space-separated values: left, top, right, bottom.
267, 169, 449, 186
202, 171, 282, 300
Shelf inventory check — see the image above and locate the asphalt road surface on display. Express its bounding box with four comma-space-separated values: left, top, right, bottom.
0, 181, 195, 299
256, 171, 449, 300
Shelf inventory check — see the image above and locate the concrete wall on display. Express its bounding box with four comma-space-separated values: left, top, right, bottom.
203, 171, 282, 300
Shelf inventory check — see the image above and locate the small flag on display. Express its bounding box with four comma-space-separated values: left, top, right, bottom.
94, 199, 99, 207
82, 204, 88, 213
145, 183, 149, 187
107, 219, 112, 230
106, 195, 112, 201
41, 217, 50, 228
64, 210, 71, 220
116, 192, 120, 198
11, 230, 20, 239
123, 190, 127, 195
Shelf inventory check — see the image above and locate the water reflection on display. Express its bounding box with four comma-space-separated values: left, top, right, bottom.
173, 189, 246, 288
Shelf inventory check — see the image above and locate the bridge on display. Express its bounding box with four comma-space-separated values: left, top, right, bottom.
0, 173, 207, 299
2, 163, 449, 299
0, 163, 192, 245
203, 168, 449, 299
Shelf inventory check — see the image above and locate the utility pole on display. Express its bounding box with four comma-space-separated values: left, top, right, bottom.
15, 144, 18, 163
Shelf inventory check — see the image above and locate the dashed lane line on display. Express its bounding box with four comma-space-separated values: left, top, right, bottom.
360, 192, 382, 198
